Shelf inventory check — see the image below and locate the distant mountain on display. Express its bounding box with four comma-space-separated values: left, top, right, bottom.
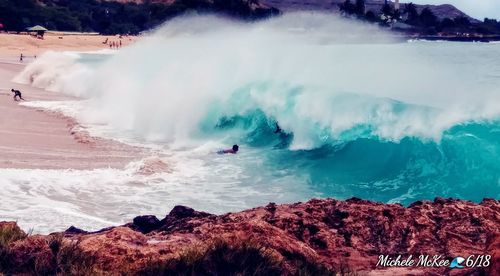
414, 4, 475, 21
261, 0, 475, 21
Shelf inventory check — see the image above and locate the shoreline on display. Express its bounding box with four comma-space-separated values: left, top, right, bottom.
410, 34, 500, 42
0, 48, 145, 170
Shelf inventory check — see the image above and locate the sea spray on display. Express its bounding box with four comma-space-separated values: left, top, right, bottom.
16, 14, 500, 145
9, 13, 500, 233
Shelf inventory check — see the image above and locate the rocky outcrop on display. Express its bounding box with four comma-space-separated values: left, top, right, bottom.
1, 198, 498, 275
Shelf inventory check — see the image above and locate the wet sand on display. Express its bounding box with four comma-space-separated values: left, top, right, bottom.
0, 56, 144, 169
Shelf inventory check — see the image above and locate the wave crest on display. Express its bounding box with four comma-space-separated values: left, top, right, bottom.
14, 13, 500, 149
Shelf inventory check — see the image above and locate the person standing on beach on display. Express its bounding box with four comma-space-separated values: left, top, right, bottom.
11, 89, 25, 101
19, 53, 23, 62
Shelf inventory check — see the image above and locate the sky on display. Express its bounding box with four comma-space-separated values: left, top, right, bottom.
409, 0, 500, 20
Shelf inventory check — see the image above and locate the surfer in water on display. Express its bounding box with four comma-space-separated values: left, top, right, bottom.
11, 89, 25, 101
218, 144, 239, 154
274, 122, 282, 134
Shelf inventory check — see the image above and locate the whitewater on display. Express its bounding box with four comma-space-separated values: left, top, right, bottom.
4, 13, 500, 233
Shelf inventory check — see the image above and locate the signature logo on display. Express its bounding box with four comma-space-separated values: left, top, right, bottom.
449, 257, 465, 269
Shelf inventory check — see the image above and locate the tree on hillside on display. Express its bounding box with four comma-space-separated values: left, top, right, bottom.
419, 7, 437, 27
404, 2, 419, 25
484, 17, 498, 25
339, 0, 356, 15
381, 3, 394, 17
454, 16, 471, 27
364, 10, 377, 22
354, 0, 365, 17
480, 18, 500, 34
440, 17, 456, 29
0, 0, 279, 34
484, 18, 498, 24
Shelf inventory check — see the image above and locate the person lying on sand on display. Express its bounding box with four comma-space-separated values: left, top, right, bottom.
11, 89, 25, 101
218, 144, 239, 154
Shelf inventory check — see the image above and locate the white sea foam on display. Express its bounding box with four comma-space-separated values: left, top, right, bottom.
15, 13, 500, 148
7, 13, 500, 233
0, 152, 312, 233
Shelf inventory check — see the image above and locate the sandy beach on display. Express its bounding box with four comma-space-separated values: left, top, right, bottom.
0, 32, 136, 60
0, 33, 143, 169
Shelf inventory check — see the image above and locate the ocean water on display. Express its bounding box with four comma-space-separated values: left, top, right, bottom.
5, 13, 500, 233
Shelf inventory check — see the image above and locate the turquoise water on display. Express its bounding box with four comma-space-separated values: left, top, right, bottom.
197, 91, 500, 204
17, 15, 500, 208
71, 41, 500, 205
213, 114, 500, 204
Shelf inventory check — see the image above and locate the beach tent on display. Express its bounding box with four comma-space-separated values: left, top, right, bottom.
27, 25, 48, 37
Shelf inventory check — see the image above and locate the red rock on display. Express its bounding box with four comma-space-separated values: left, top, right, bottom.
1, 198, 498, 275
